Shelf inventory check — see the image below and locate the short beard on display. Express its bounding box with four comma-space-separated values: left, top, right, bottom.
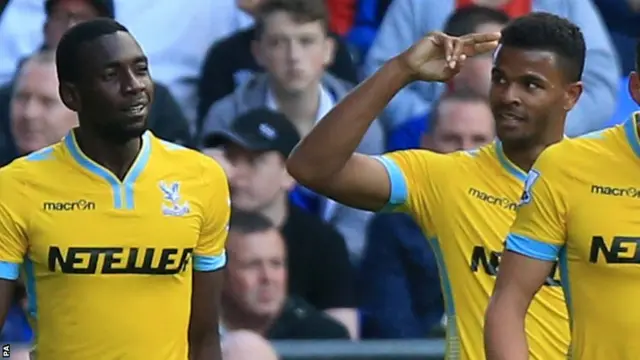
96, 121, 148, 145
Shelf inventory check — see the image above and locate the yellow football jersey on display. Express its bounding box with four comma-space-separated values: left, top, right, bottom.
0, 131, 230, 360
508, 114, 640, 360
376, 142, 569, 360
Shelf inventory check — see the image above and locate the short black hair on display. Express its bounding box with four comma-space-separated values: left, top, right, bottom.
229, 210, 274, 234
500, 12, 585, 83
429, 88, 489, 133
255, 0, 329, 39
444, 5, 509, 37
55, 18, 128, 83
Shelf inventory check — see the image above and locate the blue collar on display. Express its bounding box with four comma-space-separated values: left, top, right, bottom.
623, 112, 640, 158
494, 141, 528, 182
63, 130, 152, 210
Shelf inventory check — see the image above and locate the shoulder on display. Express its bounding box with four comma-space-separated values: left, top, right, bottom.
0, 145, 62, 185
153, 137, 226, 181
286, 204, 343, 240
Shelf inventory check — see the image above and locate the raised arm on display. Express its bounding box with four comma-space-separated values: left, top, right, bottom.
286, 32, 500, 212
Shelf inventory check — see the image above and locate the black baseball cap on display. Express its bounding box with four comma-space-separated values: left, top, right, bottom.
203, 109, 301, 157
45, 0, 115, 19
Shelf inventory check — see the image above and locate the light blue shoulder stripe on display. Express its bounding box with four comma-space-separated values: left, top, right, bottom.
505, 233, 561, 262
0, 261, 20, 280
373, 155, 408, 211
194, 251, 227, 272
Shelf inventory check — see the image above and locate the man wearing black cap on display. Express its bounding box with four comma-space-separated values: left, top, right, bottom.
0, 0, 190, 166
204, 108, 359, 339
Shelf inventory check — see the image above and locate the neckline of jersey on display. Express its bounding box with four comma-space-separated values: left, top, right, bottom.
61, 130, 152, 210
623, 112, 640, 158
494, 140, 528, 182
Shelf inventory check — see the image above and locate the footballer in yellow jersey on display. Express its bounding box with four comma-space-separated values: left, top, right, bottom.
377, 142, 567, 359
288, 13, 588, 360
0, 19, 229, 360
0, 130, 229, 360
490, 115, 640, 360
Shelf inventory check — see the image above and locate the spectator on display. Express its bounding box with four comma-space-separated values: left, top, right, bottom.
0, 0, 191, 165
221, 210, 350, 340
0, 0, 252, 123
196, 0, 360, 126
359, 88, 495, 338
8, 51, 77, 157
201, 0, 384, 262
364, 0, 620, 137
222, 330, 279, 360
387, 6, 509, 151
204, 109, 358, 338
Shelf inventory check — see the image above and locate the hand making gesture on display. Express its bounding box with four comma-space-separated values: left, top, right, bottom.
399, 31, 501, 82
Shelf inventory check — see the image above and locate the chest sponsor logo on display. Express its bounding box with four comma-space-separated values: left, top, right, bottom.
591, 185, 640, 198
48, 246, 193, 274
159, 181, 190, 216
468, 187, 517, 211
470, 245, 561, 286
590, 236, 640, 264
42, 199, 95, 212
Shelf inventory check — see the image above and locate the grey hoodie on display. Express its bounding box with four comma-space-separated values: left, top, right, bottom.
200, 73, 385, 262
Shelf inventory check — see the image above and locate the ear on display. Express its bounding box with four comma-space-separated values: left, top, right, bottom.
323, 36, 336, 67
629, 71, 640, 105
563, 81, 583, 112
59, 82, 80, 112
251, 40, 265, 68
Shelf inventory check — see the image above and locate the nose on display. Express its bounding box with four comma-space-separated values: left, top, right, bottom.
122, 70, 146, 95
287, 40, 303, 63
500, 83, 522, 106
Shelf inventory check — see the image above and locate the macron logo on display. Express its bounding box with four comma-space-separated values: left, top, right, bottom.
43, 200, 96, 212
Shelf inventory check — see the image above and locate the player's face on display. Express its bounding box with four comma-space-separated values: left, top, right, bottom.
253, 11, 334, 95
223, 229, 287, 317
64, 31, 154, 143
44, 0, 100, 50
10, 61, 78, 155
489, 46, 581, 146
224, 144, 295, 211
422, 99, 495, 153
628, 71, 640, 105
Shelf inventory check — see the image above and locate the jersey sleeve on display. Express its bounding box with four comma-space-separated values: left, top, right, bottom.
373, 149, 450, 233
0, 168, 28, 280
506, 147, 568, 262
194, 159, 231, 272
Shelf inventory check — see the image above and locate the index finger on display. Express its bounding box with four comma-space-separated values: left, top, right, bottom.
461, 32, 502, 44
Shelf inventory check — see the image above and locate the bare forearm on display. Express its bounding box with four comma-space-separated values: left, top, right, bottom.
484, 302, 529, 360
189, 331, 222, 360
288, 57, 413, 181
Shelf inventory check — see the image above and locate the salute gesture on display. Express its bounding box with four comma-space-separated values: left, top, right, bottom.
398, 31, 501, 82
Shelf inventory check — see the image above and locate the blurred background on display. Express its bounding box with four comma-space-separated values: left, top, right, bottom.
0, 0, 637, 359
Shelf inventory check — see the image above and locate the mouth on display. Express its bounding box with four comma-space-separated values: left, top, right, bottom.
121, 100, 148, 116
496, 111, 526, 126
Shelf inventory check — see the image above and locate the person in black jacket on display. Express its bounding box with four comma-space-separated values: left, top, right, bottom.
196, 0, 359, 129
220, 210, 350, 340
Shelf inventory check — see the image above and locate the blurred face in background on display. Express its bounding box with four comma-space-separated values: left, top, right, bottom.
422, 98, 495, 153
10, 59, 78, 155
224, 229, 287, 318
44, 0, 100, 49
452, 22, 505, 96
253, 11, 335, 95
224, 143, 295, 212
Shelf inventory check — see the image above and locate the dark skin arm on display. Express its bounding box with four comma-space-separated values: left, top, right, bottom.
484, 251, 556, 360
0, 280, 14, 326
286, 32, 500, 212
189, 270, 224, 360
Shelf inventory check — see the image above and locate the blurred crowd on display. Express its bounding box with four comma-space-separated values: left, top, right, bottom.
0, 0, 638, 357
